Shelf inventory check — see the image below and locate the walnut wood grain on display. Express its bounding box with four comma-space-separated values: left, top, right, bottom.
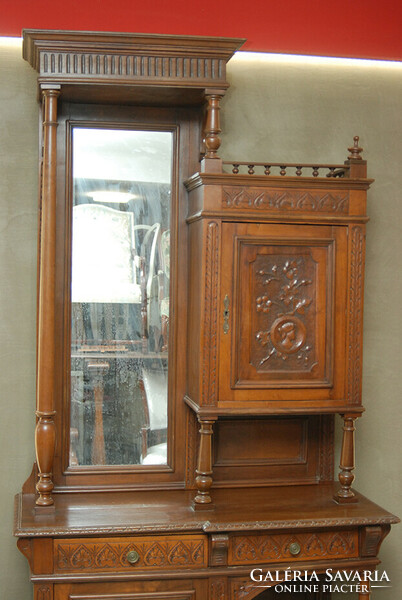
14, 484, 399, 539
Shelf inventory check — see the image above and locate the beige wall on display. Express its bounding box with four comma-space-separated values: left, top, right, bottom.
0, 42, 400, 599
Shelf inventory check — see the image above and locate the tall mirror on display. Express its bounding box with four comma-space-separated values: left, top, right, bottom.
69, 127, 172, 468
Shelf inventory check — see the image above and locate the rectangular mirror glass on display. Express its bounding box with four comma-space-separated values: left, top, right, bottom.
69, 127, 172, 467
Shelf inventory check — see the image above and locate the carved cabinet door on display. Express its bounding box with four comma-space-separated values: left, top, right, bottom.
218, 223, 348, 408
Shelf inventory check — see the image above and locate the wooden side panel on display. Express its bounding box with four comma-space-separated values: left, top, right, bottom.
212, 416, 323, 486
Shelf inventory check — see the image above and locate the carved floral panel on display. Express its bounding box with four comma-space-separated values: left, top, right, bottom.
251, 252, 317, 373
227, 225, 336, 389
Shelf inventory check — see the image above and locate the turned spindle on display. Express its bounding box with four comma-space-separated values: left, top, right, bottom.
35, 87, 60, 508
334, 414, 359, 503
193, 418, 215, 510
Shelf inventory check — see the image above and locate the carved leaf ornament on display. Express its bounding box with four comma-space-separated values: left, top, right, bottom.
254, 257, 313, 370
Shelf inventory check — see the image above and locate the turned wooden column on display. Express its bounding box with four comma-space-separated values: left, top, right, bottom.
334, 413, 359, 503
193, 418, 216, 510
201, 93, 224, 173
35, 87, 60, 508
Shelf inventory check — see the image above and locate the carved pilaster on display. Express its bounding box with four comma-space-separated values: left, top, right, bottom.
202, 221, 219, 406
210, 578, 227, 600
348, 225, 365, 405
35, 584, 52, 600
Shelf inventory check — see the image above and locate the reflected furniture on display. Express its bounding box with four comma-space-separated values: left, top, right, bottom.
139, 368, 168, 464
14, 30, 398, 600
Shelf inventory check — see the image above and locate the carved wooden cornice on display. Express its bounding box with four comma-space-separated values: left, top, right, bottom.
22, 30, 244, 95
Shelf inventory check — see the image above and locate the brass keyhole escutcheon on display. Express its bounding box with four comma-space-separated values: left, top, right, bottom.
126, 550, 140, 564
223, 294, 230, 334
289, 542, 301, 556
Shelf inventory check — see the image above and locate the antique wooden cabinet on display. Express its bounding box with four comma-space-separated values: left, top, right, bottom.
14, 30, 399, 600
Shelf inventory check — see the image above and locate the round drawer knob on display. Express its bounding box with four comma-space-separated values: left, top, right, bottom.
289, 542, 301, 556
126, 550, 140, 564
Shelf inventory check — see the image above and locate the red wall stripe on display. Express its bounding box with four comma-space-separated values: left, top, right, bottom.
1, 0, 402, 61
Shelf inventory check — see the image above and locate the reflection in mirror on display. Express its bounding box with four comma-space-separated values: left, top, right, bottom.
69, 128, 172, 467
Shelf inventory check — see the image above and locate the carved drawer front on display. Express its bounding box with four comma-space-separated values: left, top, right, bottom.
228, 530, 358, 565
54, 534, 207, 573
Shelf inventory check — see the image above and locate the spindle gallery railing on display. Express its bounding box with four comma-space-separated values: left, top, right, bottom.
221, 137, 366, 179
222, 162, 348, 178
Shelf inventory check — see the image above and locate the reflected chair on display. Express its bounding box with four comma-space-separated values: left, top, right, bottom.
139, 368, 168, 465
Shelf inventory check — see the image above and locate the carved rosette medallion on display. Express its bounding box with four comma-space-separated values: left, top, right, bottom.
253, 254, 316, 372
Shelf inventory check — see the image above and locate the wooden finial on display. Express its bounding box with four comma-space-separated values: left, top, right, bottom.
348, 136, 363, 160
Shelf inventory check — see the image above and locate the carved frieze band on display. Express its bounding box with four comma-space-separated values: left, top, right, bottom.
222, 187, 349, 213
55, 537, 206, 572
39, 52, 225, 84
229, 531, 357, 565
348, 226, 365, 404
202, 222, 219, 405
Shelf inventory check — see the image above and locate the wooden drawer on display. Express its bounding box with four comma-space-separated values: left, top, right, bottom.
228, 530, 358, 565
54, 534, 207, 573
